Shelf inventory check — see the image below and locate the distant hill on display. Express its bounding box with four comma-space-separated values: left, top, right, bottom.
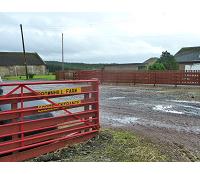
45, 61, 105, 72
45, 60, 153, 72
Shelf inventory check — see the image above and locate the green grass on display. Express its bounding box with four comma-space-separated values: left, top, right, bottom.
3, 74, 56, 81
30, 129, 169, 162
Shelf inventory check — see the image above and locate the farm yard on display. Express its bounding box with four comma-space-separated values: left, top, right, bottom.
31, 84, 200, 162
100, 85, 200, 161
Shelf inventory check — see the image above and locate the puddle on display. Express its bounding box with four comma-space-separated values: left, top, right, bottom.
108, 97, 126, 100
129, 102, 138, 105
182, 105, 200, 109
102, 114, 139, 126
166, 100, 200, 116
156, 91, 169, 93
153, 105, 183, 114
111, 116, 138, 124
141, 120, 200, 134
170, 100, 200, 104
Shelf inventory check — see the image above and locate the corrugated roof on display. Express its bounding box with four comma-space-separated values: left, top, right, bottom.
174, 46, 200, 63
0, 52, 46, 66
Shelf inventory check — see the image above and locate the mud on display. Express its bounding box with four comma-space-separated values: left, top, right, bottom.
100, 84, 200, 161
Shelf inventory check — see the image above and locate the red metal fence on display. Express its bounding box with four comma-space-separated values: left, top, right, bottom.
0, 80, 99, 161
56, 70, 200, 86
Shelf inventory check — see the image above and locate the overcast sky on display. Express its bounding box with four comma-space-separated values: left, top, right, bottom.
1, 1, 200, 63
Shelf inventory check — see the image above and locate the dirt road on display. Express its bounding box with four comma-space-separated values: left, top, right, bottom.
100, 84, 200, 161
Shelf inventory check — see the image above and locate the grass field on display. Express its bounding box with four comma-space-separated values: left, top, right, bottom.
31, 129, 169, 162
3, 74, 56, 81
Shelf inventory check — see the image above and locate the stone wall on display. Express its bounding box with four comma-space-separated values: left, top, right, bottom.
0, 65, 46, 77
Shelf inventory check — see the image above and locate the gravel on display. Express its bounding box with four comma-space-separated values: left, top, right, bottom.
100, 84, 200, 160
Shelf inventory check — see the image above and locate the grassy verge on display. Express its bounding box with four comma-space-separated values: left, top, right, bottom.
3, 74, 56, 81
30, 129, 169, 162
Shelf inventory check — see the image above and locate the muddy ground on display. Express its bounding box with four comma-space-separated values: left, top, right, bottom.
100, 84, 200, 161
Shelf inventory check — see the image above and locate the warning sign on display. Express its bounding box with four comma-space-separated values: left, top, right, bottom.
37, 100, 81, 112
38, 87, 81, 96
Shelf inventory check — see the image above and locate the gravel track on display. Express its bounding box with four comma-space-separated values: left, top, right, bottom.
100, 84, 200, 161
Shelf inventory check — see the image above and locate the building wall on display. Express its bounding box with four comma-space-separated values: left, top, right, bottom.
178, 64, 185, 70
179, 63, 200, 70
0, 65, 46, 77
185, 63, 200, 70
104, 64, 147, 71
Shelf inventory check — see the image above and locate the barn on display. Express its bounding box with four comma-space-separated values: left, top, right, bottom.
103, 57, 158, 71
0, 52, 46, 77
174, 47, 200, 70
103, 63, 147, 71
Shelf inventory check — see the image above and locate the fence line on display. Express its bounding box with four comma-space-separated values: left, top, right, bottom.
56, 70, 200, 86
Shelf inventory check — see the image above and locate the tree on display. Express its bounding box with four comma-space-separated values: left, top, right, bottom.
157, 51, 179, 70
149, 51, 179, 70
148, 62, 166, 70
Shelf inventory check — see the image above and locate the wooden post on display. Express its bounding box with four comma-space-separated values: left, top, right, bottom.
100, 68, 104, 84
20, 24, 28, 80
175, 72, 177, 87
61, 33, 64, 71
198, 71, 200, 85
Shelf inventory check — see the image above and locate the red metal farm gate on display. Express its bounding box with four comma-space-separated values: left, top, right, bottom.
0, 80, 100, 161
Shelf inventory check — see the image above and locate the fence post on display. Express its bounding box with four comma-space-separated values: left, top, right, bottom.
61, 71, 64, 80
198, 71, 200, 85
101, 69, 104, 84
73, 72, 76, 80
154, 72, 156, 87
133, 72, 136, 85
174, 72, 177, 87
77, 71, 80, 80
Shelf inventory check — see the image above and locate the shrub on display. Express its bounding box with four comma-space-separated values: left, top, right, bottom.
148, 62, 166, 70
28, 73, 35, 79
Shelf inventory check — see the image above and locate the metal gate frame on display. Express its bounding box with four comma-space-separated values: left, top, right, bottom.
0, 79, 100, 162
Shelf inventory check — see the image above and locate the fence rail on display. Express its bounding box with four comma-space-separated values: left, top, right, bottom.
0, 80, 100, 161
56, 70, 200, 86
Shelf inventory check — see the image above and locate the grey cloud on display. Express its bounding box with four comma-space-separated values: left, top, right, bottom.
0, 12, 199, 63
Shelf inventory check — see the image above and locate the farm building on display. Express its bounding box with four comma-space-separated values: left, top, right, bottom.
174, 47, 200, 70
143, 57, 158, 66
0, 52, 46, 77
103, 57, 158, 71
103, 63, 146, 71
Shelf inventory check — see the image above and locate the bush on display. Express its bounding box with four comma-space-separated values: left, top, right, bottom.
28, 73, 35, 79
149, 51, 179, 70
148, 63, 166, 70
158, 51, 179, 70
